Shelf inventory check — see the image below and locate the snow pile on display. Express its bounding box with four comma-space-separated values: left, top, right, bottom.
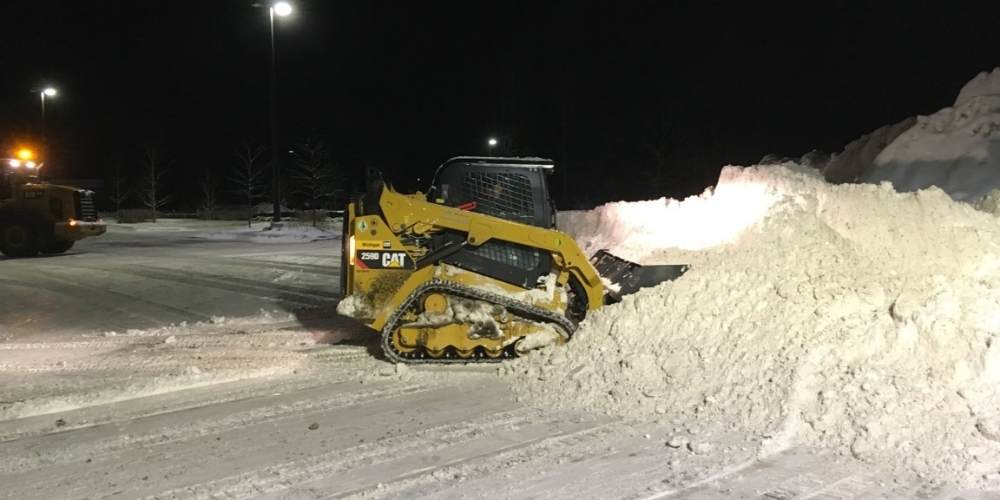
557, 165, 827, 261
98, 310, 297, 338
107, 219, 228, 233
198, 222, 339, 243
822, 117, 916, 184
253, 202, 293, 216
862, 68, 1000, 201
505, 164, 1000, 487
957, 68, 1000, 107
975, 189, 1000, 217
337, 294, 374, 319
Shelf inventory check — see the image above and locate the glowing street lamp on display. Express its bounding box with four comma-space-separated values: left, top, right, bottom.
272, 1, 293, 16
487, 137, 498, 148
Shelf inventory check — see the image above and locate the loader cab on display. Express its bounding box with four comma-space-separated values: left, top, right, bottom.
427, 157, 556, 228
421, 157, 558, 288
1, 159, 40, 200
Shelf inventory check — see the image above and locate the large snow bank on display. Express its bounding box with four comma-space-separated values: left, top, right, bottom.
862, 68, 1000, 201
957, 68, 1000, 107
506, 164, 1000, 487
557, 164, 824, 261
822, 117, 916, 183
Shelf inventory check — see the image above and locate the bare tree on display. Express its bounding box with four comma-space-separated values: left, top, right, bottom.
291, 137, 338, 227
231, 143, 266, 228
107, 159, 130, 220
199, 170, 219, 219
139, 145, 171, 222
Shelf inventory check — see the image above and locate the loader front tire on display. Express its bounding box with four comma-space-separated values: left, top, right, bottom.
0, 221, 39, 258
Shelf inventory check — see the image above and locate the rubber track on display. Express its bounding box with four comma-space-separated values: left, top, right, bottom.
380, 279, 576, 364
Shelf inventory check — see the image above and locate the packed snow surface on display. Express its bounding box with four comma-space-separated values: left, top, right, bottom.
862, 68, 1000, 201
508, 164, 1000, 488
0, 311, 308, 421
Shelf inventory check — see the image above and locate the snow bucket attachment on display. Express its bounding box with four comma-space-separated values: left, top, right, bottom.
590, 249, 687, 304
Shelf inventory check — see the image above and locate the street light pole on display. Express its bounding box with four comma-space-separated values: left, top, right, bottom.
268, 6, 280, 223
265, 1, 293, 224
38, 87, 57, 156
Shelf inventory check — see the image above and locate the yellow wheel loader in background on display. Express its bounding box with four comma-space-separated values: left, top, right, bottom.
0, 150, 106, 258
338, 157, 685, 363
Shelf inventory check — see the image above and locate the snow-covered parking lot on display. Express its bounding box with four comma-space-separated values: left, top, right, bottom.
0, 220, 987, 499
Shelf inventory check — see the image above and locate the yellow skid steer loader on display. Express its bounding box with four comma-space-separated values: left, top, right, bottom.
338, 157, 684, 363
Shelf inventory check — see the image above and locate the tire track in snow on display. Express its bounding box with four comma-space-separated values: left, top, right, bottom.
59, 261, 339, 305
223, 257, 340, 276
144, 256, 342, 283
645, 448, 944, 499
149, 407, 593, 500
0, 371, 333, 443
0, 344, 375, 444
0, 380, 439, 475
133, 266, 339, 302
0, 380, 518, 499
4, 272, 210, 325
324, 421, 616, 500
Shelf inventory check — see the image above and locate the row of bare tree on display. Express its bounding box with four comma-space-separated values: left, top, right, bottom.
106, 137, 340, 227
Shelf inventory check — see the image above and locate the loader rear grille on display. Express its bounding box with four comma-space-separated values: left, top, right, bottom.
75, 191, 98, 221
461, 172, 534, 224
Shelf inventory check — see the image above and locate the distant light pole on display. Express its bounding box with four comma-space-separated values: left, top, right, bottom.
266, 1, 293, 223
37, 86, 57, 156
40, 87, 57, 123
487, 137, 498, 154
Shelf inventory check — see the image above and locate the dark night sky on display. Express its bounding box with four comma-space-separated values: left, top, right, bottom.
1, 1, 998, 209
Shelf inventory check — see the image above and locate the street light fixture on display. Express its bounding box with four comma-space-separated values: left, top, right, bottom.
273, 1, 293, 16
488, 137, 498, 148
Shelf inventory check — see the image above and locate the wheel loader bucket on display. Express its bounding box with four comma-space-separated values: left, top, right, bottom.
590, 249, 687, 303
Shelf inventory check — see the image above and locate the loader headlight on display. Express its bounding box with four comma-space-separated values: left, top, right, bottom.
348, 235, 356, 266
8, 159, 20, 168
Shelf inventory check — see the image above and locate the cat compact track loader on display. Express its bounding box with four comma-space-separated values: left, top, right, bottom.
338, 156, 685, 364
